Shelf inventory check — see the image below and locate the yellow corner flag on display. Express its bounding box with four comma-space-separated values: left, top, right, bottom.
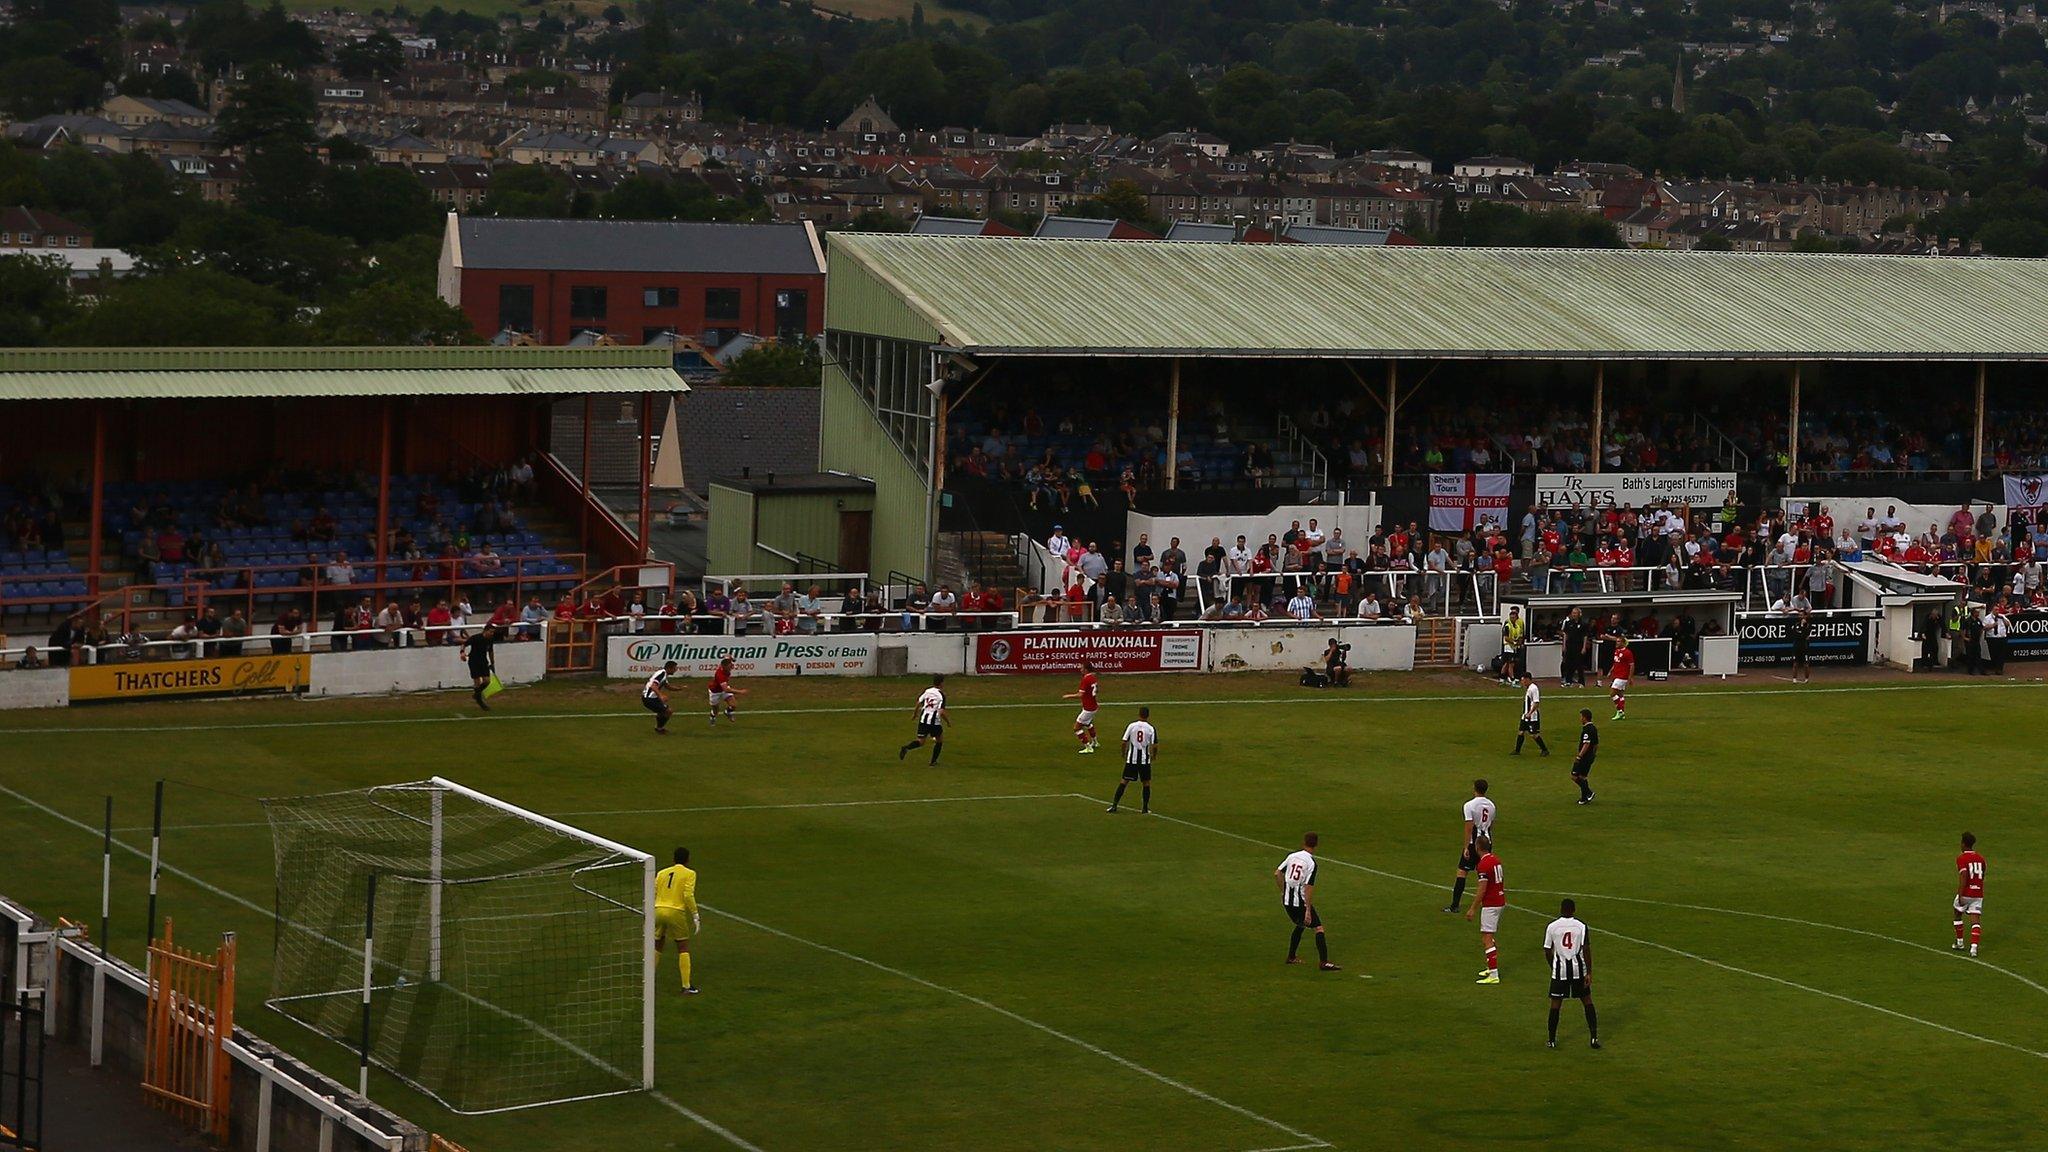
482, 674, 505, 699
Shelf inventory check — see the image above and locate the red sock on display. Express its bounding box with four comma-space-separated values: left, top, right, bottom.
1485, 946, 1498, 971
1971, 924, 1982, 947
1955, 920, 1967, 942
1614, 694, 1625, 712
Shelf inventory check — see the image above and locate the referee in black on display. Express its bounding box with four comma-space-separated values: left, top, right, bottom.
1789, 608, 1813, 684
1572, 708, 1597, 805
459, 623, 500, 711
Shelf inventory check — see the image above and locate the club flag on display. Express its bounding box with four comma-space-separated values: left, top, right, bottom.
1429, 473, 1511, 532
2005, 473, 2048, 512
482, 674, 505, 698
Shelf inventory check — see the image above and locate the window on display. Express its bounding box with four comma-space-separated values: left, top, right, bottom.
497, 284, 535, 333
66, 235, 79, 247
568, 285, 607, 319
774, 289, 808, 340
704, 287, 740, 322
643, 286, 678, 308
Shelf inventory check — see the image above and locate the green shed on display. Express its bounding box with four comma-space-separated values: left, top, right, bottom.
706, 471, 878, 579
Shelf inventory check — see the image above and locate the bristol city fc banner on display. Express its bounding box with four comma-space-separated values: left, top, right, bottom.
1535, 472, 1738, 509
2004, 473, 2048, 512
973, 630, 1203, 674
1428, 473, 1510, 531
608, 634, 877, 678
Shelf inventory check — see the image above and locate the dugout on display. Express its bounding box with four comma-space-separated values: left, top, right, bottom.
821, 235, 2048, 586
1503, 589, 1741, 679
0, 347, 685, 619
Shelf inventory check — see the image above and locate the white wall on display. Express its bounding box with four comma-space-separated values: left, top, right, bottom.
1126, 499, 1381, 565
308, 641, 546, 699
1784, 496, 2001, 539
1202, 623, 1413, 672
879, 632, 971, 675
0, 668, 68, 709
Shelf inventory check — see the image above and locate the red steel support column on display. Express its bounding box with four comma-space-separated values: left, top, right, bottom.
638, 393, 653, 562
579, 394, 593, 555
375, 400, 392, 576
88, 404, 106, 600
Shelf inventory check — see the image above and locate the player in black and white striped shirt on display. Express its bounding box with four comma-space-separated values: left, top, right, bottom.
898, 675, 948, 765
1106, 707, 1156, 814
1543, 898, 1600, 1049
642, 660, 678, 735
1275, 832, 1340, 970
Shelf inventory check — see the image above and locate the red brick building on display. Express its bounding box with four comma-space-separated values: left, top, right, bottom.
437, 214, 827, 346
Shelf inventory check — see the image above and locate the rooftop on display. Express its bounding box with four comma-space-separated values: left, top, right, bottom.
0, 346, 685, 400
827, 234, 2048, 361
450, 216, 825, 275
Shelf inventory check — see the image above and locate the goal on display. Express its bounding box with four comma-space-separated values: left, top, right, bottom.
262, 777, 654, 1114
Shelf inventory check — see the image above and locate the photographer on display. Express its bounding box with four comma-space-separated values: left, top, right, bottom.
1323, 638, 1351, 687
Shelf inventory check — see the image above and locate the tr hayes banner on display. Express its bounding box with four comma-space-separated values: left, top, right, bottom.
1428, 473, 1510, 532
609, 634, 877, 678
973, 630, 1203, 674
1734, 613, 1873, 666
1536, 472, 1738, 509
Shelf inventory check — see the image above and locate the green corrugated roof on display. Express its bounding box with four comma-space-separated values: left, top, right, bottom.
827, 234, 2048, 361
0, 346, 684, 399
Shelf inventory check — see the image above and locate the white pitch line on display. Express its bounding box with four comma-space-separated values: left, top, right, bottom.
1088, 796, 2048, 1060
705, 903, 1330, 1150
116, 793, 1079, 833
1235, 1143, 1332, 1152
0, 782, 767, 1152
0, 678, 2037, 738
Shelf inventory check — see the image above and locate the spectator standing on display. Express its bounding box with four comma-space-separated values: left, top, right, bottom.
194, 606, 223, 659
797, 585, 826, 634
1156, 561, 1184, 621
928, 584, 959, 630
731, 588, 762, 636
271, 608, 304, 654
1162, 537, 1188, 575
1131, 556, 1159, 623
1287, 588, 1319, 621
218, 608, 249, 657
899, 583, 929, 631
326, 553, 354, 587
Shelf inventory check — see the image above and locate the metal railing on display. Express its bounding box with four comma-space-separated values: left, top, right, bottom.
1692, 412, 1752, 473
1277, 412, 1330, 496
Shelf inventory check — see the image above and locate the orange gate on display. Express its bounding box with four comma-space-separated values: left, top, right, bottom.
143, 920, 236, 1142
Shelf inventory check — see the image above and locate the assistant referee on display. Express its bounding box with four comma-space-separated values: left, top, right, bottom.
458, 623, 500, 711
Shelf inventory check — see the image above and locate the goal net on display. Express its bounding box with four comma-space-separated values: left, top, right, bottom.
262, 777, 653, 1114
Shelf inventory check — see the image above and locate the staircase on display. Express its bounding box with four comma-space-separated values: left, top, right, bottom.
936, 531, 1023, 593
1413, 616, 1459, 667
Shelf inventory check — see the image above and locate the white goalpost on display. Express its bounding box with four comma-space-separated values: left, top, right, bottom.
262, 777, 655, 1114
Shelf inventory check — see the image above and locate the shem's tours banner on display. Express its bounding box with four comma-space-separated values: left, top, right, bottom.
973, 630, 1203, 674
70, 653, 312, 702
1535, 473, 1738, 509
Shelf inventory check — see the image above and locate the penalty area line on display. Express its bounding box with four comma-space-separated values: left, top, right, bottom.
0, 781, 769, 1152
704, 902, 1330, 1150
1080, 796, 2048, 1062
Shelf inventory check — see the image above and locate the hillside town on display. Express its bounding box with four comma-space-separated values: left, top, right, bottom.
0, 3, 1981, 255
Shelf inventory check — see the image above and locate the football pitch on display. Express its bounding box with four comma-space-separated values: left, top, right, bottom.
1, 671, 2044, 1151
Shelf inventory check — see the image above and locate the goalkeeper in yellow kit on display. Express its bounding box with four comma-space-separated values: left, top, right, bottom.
655, 847, 701, 995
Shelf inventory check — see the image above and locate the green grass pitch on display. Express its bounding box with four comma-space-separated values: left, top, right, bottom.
1, 672, 2043, 1151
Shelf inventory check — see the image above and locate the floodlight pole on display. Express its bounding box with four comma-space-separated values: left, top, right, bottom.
375, 401, 392, 577
1383, 361, 1397, 489
88, 404, 105, 601
1973, 363, 1986, 481
1590, 363, 1604, 475
359, 871, 376, 1099
1165, 358, 1180, 491
638, 393, 653, 561
1788, 364, 1801, 487
145, 780, 164, 972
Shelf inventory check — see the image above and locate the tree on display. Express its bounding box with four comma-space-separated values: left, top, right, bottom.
721, 341, 822, 388
844, 209, 911, 232
309, 281, 473, 344
1070, 178, 1162, 233
480, 165, 575, 217
0, 254, 78, 346
52, 268, 303, 346
336, 32, 406, 80
217, 69, 318, 147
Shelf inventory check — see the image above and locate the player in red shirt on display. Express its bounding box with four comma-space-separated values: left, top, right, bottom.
1954, 832, 1986, 956
1608, 637, 1636, 721
1466, 834, 1506, 984
1061, 662, 1101, 753
707, 656, 747, 725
